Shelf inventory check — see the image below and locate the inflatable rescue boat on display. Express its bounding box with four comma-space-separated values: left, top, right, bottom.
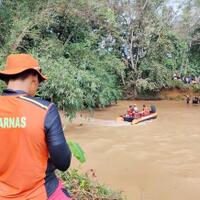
117, 105, 157, 125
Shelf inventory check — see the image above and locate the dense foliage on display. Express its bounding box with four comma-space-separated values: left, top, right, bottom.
0, 0, 200, 111
0, 0, 124, 117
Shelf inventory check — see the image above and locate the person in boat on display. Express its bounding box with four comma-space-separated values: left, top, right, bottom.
127, 105, 134, 116
0, 54, 72, 200
122, 105, 134, 122
131, 104, 142, 119
141, 104, 150, 116
132, 104, 139, 113
120, 105, 135, 122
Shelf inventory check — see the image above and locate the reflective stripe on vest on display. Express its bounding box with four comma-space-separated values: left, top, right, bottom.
0, 95, 49, 200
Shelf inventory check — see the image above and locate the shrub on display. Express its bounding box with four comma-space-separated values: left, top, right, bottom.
136, 78, 159, 95
167, 80, 188, 90
37, 50, 124, 117
190, 84, 200, 93
58, 169, 126, 200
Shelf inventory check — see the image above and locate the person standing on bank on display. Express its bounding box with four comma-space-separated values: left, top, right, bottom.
186, 94, 190, 104
0, 54, 72, 200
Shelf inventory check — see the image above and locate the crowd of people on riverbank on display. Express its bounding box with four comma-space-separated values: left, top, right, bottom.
173, 73, 200, 84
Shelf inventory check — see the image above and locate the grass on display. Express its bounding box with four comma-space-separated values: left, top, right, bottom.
57, 169, 126, 200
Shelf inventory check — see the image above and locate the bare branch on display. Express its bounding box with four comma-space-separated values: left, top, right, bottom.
130, 29, 136, 71
142, 0, 148, 11
12, 25, 31, 51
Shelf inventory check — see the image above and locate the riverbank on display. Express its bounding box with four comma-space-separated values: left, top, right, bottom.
159, 88, 199, 100
134, 87, 200, 101
58, 169, 125, 200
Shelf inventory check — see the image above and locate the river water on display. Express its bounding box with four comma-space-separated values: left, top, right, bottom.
65, 100, 200, 200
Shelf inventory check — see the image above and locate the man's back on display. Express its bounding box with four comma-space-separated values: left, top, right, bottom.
0, 94, 49, 200
0, 54, 72, 200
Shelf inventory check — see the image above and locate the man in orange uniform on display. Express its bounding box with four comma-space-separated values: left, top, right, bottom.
0, 54, 72, 200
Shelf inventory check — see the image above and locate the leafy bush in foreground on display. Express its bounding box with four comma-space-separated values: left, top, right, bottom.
58, 169, 126, 200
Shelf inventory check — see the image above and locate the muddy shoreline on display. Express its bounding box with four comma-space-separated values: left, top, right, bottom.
128, 88, 200, 101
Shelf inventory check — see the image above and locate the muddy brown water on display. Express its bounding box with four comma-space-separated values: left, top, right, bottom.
64, 100, 200, 200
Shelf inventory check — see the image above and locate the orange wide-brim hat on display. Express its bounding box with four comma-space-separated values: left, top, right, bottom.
0, 54, 47, 81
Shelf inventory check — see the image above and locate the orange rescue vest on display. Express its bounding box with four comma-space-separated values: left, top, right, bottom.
0, 95, 49, 200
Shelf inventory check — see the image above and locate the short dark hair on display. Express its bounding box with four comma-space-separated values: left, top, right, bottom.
1, 69, 42, 83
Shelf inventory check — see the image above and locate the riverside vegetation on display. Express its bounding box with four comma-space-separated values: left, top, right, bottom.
0, 0, 200, 114
0, 0, 200, 199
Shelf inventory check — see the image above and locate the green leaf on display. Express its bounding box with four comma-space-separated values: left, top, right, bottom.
68, 140, 86, 164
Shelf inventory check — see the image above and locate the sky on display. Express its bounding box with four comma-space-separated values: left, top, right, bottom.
167, 0, 186, 16
167, 0, 186, 9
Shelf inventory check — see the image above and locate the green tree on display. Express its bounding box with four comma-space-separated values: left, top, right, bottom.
0, 0, 125, 116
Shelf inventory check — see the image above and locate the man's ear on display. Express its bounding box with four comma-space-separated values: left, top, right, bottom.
31, 74, 39, 83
